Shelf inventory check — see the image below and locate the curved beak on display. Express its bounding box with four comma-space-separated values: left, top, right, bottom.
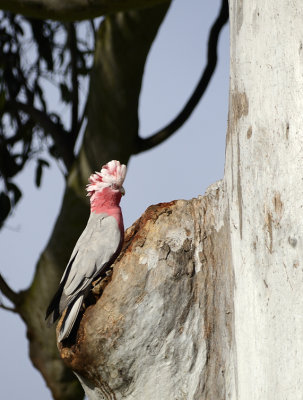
120, 186, 125, 196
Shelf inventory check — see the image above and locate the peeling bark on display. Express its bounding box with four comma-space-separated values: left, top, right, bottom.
58, 182, 236, 399
54, 1, 303, 399
14, 5, 170, 399
226, 0, 303, 398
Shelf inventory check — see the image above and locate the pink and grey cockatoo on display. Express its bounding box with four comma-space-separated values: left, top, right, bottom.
46, 160, 126, 341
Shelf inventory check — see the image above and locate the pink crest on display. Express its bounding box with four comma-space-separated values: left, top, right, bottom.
86, 160, 126, 196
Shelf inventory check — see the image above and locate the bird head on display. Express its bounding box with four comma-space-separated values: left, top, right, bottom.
86, 160, 127, 200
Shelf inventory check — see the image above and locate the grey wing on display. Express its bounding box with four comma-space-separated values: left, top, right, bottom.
59, 212, 106, 285
59, 213, 122, 312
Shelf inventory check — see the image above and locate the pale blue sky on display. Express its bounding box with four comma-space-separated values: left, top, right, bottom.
0, 1, 229, 398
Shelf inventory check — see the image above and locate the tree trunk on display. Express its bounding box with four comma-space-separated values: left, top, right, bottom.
14, 5, 170, 400
227, 0, 303, 398
59, 187, 235, 399
58, 0, 303, 398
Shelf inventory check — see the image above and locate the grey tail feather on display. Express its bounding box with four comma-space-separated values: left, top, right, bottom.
45, 251, 79, 325
58, 295, 84, 342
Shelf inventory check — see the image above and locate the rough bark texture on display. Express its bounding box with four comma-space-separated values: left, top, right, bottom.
226, 0, 303, 398
14, 4, 170, 400
0, 0, 170, 21
58, 182, 236, 399
56, 1, 303, 399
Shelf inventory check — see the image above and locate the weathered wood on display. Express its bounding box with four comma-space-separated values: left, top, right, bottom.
226, 0, 303, 398
59, 183, 236, 399
58, 1, 303, 398
16, 5, 170, 399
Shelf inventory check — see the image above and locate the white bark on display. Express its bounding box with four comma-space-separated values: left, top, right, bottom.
59, 1, 303, 398
227, 0, 303, 398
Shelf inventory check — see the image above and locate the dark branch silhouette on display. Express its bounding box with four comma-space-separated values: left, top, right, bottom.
0, 303, 17, 312
76, 98, 89, 139
0, 273, 20, 306
69, 22, 80, 148
0, 0, 171, 21
134, 0, 229, 154
7, 100, 75, 170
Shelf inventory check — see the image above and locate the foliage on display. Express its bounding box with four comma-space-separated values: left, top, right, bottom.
0, 2, 229, 398
0, 12, 95, 226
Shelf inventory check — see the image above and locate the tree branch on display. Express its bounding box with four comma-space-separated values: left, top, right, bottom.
0, 302, 17, 313
0, 0, 170, 21
76, 98, 88, 140
0, 273, 20, 306
68, 22, 79, 148
134, 0, 229, 154
10, 5, 171, 398
8, 100, 75, 171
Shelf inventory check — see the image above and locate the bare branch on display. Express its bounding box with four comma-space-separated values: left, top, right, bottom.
68, 22, 79, 148
0, 0, 170, 22
134, 0, 229, 154
7, 100, 75, 171
90, 20, 97, 40
0, 302, 17, 313
76, 98, 89, 139
0, 273, 19, 306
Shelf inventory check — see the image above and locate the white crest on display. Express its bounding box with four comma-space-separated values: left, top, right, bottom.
86, 160, 126, 195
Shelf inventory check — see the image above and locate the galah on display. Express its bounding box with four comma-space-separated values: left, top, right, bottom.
46, 160, 126, 341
